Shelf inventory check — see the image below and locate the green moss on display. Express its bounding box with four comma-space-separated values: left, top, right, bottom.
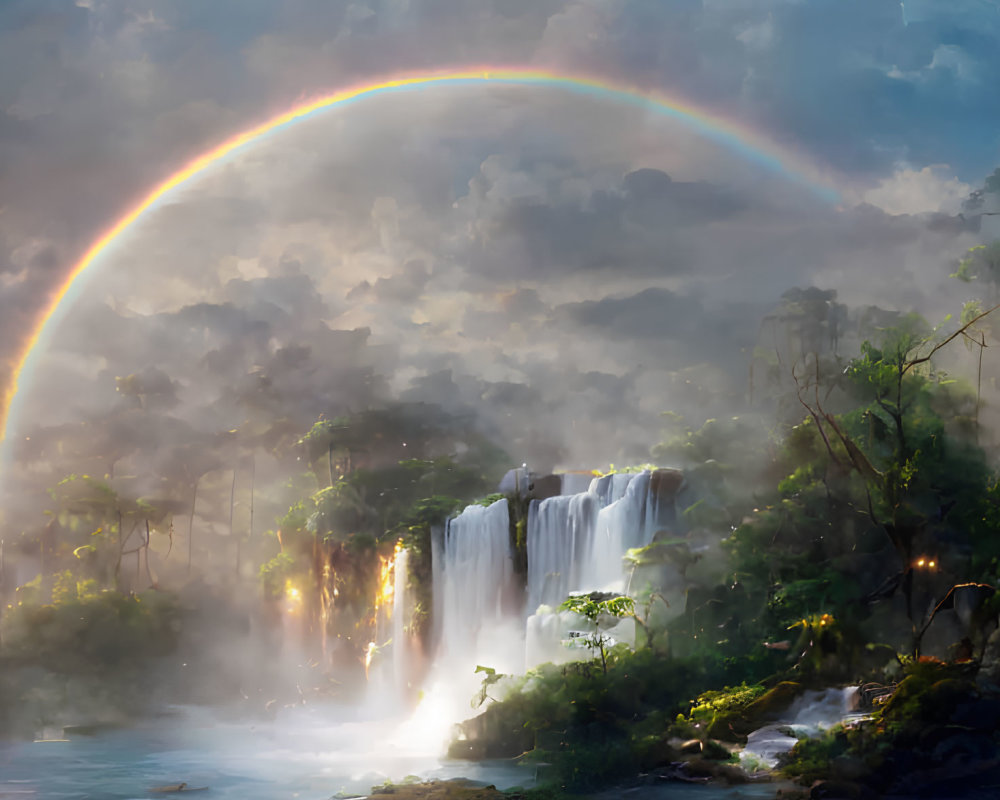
782, 727, 850, 783
688, 682, 770, 741
474, 493, 506, 507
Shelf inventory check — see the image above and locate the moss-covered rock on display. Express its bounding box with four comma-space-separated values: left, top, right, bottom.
781, 661, 1000, 797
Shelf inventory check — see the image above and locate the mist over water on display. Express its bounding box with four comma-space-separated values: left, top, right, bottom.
0, 705, 535, 799
2, 6, 1000, 795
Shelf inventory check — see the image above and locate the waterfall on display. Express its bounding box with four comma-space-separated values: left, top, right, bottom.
582, 471, 657, 592
526, 491, 599, 614
429, 468, 681, 681
527, 470, 666, 615
429, 523, 444, 651
392, 546, 411, 698
438, 498, 518, 672
741, 687, 864, 770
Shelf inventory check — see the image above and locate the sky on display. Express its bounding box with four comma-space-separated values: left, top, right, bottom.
2, 0, 1000, 493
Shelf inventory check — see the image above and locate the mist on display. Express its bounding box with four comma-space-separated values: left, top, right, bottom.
3, 1, 1000, 798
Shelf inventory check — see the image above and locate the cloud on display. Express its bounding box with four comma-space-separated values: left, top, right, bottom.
454, 163, 746, 281
862, 166, 973, 215
347, 259, 430, 304
1, 0, 998, 495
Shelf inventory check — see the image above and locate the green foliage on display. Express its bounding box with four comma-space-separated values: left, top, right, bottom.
277, 500, 310, 537
593, 463, 658, 476
782, 727, 849, 783
457, 649, 761, 791
558, 594, 636, 673
949, 241, 1000, 295
1, 590, 180, 674
687, 683, 768, 731
259, 552, 296, 599
559, 594, 635, 622
473, 665, 506, 708
474, 493, 506, 507
652, 416, 768, 469
51, 570, 101, 605
309, 480, 370, 541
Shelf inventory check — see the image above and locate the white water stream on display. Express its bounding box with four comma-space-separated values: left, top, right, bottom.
740, 687, 863, 770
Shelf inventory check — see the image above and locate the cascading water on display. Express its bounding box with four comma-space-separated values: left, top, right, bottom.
522, 470, 677, 669
741, 687, 863, 770
438, 498, 519, 673
527, 470, 667, 614
526, 491, 600, 613
582, 471, 658, 592
402, 499, 520, 751
415, 469, 683, 737
392, 546, 412, 700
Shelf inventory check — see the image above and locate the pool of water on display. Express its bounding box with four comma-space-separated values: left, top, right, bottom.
0, 704, 535, 800
0, 703, 792, 800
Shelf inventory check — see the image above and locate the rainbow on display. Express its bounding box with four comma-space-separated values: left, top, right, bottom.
0, 67, 842, 455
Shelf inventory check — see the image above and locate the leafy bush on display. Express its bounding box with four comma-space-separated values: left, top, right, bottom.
1, 590, 180, 674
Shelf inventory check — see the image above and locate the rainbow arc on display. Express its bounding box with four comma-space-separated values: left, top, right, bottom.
0, 67, 842, 456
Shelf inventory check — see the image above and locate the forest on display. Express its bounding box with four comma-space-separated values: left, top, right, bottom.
3, 168, 1000, 799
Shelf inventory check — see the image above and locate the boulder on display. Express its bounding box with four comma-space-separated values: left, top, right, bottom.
742, 682, 803, 722
526, 474, 562, 501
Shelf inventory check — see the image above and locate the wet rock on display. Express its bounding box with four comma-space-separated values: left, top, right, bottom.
637, 737, 682, 769
702, 739, 733, 761
744, 682, 802, 720
526, 474, 561, 501
650, 468, 684, 499
678, 758, 716, 779
450, 708, 532, 760
445, 739, 486, 760
673, 737, 734, 761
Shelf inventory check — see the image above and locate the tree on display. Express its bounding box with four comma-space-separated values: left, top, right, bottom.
559, 594, 637, 674
951, 242, 1000, 300
793, 305, 999, 645
299, 417, 362, 488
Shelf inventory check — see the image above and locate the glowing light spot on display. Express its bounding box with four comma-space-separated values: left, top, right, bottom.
364, 641, 377, 679
284, 581, 303, 615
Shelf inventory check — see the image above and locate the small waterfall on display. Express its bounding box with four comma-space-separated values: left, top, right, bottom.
392, 546, 411, 698
741, 687, 863, 770
439, 498, 517, 672
430, 523, 445, 651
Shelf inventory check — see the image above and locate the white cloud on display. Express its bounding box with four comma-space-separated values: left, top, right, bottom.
861, 166, 972, 215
